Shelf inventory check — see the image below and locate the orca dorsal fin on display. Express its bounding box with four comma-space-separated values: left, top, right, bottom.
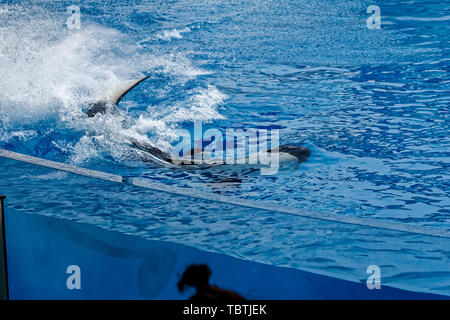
104, 75, 150, 105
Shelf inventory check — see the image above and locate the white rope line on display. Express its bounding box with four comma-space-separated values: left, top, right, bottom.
1, 148, 449, 239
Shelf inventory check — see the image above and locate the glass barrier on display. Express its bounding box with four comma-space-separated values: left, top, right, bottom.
1, 156, 449, 299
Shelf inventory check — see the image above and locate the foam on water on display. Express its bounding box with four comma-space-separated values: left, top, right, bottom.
155, 27, 191, 40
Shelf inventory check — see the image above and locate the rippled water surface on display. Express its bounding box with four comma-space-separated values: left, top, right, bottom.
0, 0, 449, 294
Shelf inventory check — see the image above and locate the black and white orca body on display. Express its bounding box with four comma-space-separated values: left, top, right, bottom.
85, 77, 311, 170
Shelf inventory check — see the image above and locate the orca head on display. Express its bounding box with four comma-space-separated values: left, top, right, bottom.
278, 144, 311, 163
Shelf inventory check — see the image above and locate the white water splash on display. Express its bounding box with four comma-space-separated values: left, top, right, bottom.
0, 4, 226, 165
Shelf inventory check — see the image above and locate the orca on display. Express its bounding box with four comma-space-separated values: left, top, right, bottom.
131, 137, 311, 171
85, 77, 311, 171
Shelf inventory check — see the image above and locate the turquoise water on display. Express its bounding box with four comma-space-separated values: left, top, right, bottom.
0, 1, 449, 295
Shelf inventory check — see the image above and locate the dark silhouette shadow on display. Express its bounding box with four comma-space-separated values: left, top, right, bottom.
177, 264, 245, 302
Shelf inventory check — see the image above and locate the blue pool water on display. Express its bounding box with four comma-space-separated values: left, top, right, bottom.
0, 0, 449, 296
